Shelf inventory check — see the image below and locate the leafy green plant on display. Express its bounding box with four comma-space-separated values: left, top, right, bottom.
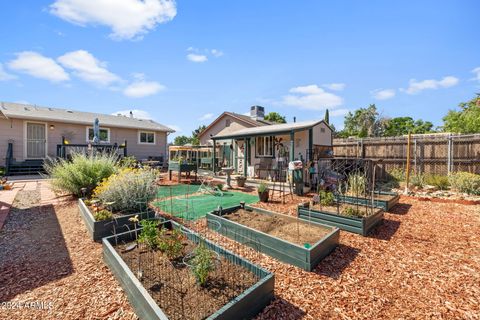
191, 243, 215, 287
342, 206, 364, 218
138, 220, 160, 249
119, 156, 138, 168
318, 190, 335, 206
216, 183, 224, 191
410, 173, 425, 188
93, 209, 112, 221
425, 175, 450, 190
158, 228, 185, 260
44, 152, 118, 197
347, 173, 366, 196
93, 168, 157, 213
388, 168, 405, 182
448, 172, 480, 195
257, 182, 269, 193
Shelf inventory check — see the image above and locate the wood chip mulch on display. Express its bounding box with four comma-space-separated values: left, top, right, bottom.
1, 188, 479, 319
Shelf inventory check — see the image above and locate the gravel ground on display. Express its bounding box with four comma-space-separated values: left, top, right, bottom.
1, 189, 479, 319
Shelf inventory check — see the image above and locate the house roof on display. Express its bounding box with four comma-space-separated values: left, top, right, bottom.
212, 119, 330, 140
0, 102, 175, 132
198, 111, 274, 139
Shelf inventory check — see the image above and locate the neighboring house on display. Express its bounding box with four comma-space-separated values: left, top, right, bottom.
211, 119, 333, 178
0, 102, 174, 173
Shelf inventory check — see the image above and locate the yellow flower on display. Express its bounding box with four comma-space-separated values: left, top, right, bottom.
129, 215, 139, 223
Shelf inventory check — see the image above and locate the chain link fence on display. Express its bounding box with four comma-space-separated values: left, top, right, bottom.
333, 133, 480, 179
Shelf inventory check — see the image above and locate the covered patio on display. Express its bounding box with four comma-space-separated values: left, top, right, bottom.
211, 119, 333, 180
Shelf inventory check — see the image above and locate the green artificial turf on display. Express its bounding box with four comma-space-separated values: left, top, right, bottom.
157, 184, 201, 199
154, 190, 258, 220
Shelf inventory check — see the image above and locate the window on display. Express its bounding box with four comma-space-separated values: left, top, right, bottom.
139, 131, 155, 144
225, 119, 231, 127
86, 127, 110, 143
255, 136, 274, 157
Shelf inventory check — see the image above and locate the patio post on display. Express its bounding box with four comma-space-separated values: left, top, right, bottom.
243, 137, 248, 177
212, 139, 216, 173
308, 128, 313, 161
290, 130, 295, 162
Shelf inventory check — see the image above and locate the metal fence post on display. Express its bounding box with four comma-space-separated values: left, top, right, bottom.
447, 134, 452, 174
413, 138, 417, 174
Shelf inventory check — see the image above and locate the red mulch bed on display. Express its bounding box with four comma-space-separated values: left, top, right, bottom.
1, 189, 479, 319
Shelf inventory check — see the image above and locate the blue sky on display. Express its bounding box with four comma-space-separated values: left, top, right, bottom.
0, 0, 479, 139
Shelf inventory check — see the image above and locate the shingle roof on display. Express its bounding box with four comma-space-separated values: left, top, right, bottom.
213, 119, 329, 139
0, 102, 175, 132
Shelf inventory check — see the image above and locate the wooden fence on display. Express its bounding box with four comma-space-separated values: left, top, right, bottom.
332, 133, 480, 178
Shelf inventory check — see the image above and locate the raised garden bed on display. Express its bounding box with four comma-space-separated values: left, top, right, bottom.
207, 205, 339, 271
78, 198, 155, 241
335, 191, 399, 211
103, 220, 274, 320
297, 202, 384, 236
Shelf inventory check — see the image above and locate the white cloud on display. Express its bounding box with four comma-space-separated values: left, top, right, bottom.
471, 67, 480, 82
58, 50, 121, 86
322, 83, 345, 91
198, 113, 214, 121
187, 53, 208, 63
0, 63, 16, 81
402, 76, 459, 94
123, 74, 165, 98
371, 88, 396, 100
112, 109, 153, 119
50, 0, 176, 40
329, 108, 350, 117
211, 49, 224, 57
282, 84, 343, 110
8, 51, 69, 82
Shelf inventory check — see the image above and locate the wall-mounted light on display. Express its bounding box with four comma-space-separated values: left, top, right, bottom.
49, 124, 55, 130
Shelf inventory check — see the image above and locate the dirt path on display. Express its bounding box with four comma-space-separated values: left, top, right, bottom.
0, 185, 136, 320
0, 186, 479, 319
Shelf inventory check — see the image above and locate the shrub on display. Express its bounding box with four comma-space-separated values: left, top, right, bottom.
347, 173, 366, 196
138, 220, 159, 249
44, 152, 118, 197
410, 173, 425, 188
425, 175, 450, 190
448, 172, 480, 195
93, 168, 157, 213
158, 228, 185, 260
119, 156, 138, 168
93, 209, 112, 221
388, 168, 405, 182
318, 190, 335, 206
257, 182, 269, 193
191, 243, 215, 287
342, 206, 364, 218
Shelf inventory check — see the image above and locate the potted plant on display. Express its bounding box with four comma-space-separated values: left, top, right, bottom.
257, 182, 269, 202
235, 175, 247, 187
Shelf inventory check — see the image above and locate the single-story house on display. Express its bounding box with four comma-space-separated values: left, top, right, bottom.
211, 119, 333, 178
0, 102, 174, 174
198, 106, 274, 167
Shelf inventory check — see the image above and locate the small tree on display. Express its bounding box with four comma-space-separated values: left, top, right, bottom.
264, 112, 286, 123
324, 109, 330, 124
173, 135, 192, 146
442, 96, 480, 133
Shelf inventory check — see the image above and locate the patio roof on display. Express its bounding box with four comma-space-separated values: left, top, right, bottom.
212, 119, 328, 140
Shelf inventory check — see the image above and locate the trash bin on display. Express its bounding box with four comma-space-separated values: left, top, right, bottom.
289, 161, 304, 196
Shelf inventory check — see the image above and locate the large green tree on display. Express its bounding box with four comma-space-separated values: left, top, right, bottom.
191, 125, 206, 145
173, 135, 192, 146
338, 104, 386, 138
264, 112, 286, 123
442, 96, 480, 133
384, 117, 434, 136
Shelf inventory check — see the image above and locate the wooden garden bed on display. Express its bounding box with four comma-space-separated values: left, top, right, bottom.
102, 220, 274, 320
335, 191, 399, 211
78, 198, 155, 241
207, 205, 339, 271
297, 202, 384, 236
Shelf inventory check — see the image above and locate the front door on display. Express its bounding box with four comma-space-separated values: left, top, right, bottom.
26, 122, 46, 158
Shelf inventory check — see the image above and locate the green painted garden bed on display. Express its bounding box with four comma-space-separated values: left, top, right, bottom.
335, 191, 399, 211
207, 205, 339, 271
297, 203, 384, 236
102, 220, 274, 320
78, 198, 155, 242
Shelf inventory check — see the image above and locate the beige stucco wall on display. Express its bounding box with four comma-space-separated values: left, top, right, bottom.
0, 117, 167, 162
199, 114, 253, 145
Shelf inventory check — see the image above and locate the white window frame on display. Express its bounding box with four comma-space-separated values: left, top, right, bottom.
255, 136, 274, 158
138, 131, 156, 145
86, 127, 110, 143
